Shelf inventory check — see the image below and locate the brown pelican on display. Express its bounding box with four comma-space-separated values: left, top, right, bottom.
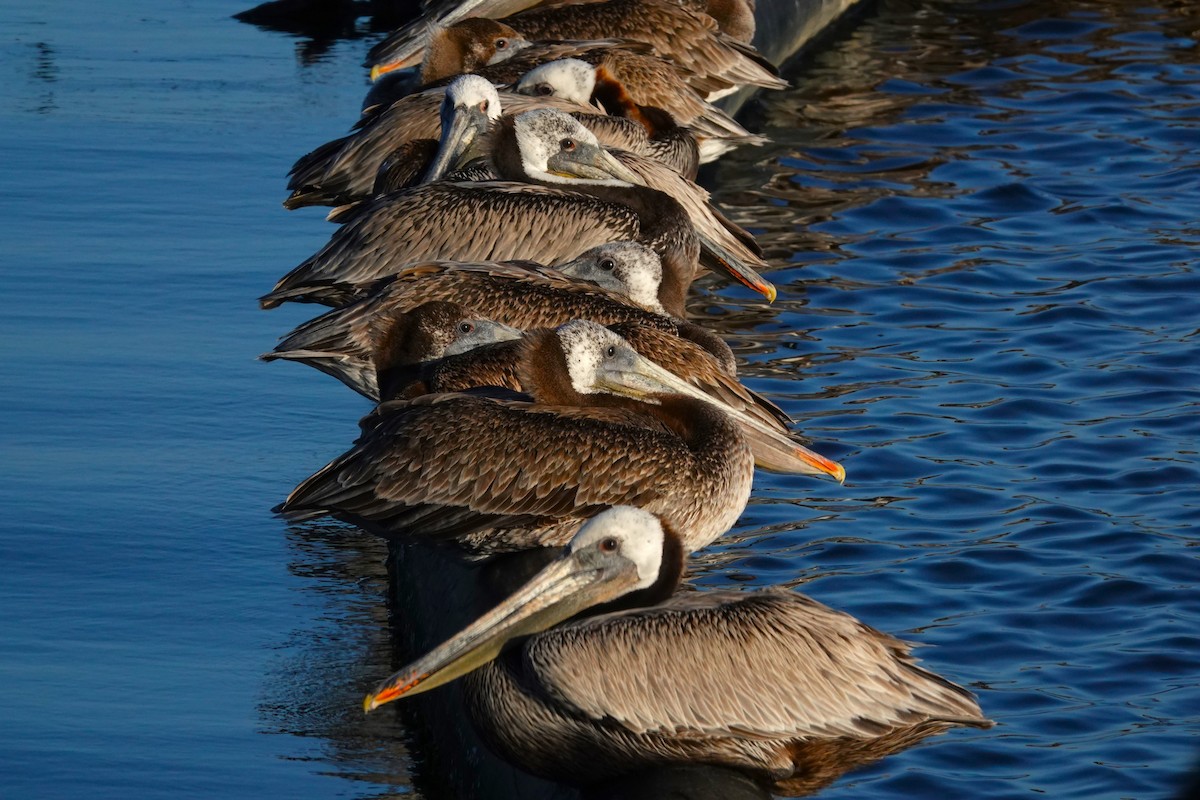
261, 110, 775, 313
265, 250, 743, 391
376, 323, 796, 456
362, 507, 991, 787
396, 2, 786, 102
436, 44, 767, 158
275, 321, 843, 553
286, 70, 697, 210
387, 77, 762, 277
285, 74, 576, 210
260, 299, 521, 401
264, 243, 729, 399
514, 59, 699, 177
364, 0, 758, 77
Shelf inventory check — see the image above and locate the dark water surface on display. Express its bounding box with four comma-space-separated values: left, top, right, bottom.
1, 0, 1197, 798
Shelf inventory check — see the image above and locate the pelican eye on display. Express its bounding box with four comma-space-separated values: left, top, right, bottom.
560, 138, 576, 152
458, 322, 475, 334
599, 537, 619, 553
536, 83, 553, 96
479, 99, 489, 113
605, 345, 616, 358
599, 258, 615, 271
495, 38, 509, 50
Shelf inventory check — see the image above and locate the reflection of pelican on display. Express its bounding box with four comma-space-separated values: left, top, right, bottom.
275, 321, 843, 553
260, 300, 520, 401
262, 110, 775, 313
364, 507, 991, 788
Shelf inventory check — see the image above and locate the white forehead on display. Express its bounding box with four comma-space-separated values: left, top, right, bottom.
555, 319, 623, 394
445, 74, 501, 119
572, 506, 665, 587
516, 59, 596, 104
590, 242, 664, 313
513, 109, 600, 171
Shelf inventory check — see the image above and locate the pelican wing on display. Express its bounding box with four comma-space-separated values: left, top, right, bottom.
613, 150, 765, 274
287, 90, 445, 206
525, 589, 987, 741
262, 182, 645, 308
277, 394, 688, 538
503, 1, 784, 95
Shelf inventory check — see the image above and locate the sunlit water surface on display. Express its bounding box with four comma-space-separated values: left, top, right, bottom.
0, 0, 1196, 798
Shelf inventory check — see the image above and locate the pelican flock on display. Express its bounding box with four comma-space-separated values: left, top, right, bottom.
258, 0, 991, 792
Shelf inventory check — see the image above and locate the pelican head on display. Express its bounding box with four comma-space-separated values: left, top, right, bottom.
513, 109, 641, 185
442, 316, 524, 356
514, 58, 597, 106
422, 75, 503, 183
364, 507, 667, 710
555, 320, 845, 481
380, 301, 523, 366
556, 242, 666, 315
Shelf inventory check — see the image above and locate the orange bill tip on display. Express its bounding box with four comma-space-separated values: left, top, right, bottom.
369, 57, 418, 83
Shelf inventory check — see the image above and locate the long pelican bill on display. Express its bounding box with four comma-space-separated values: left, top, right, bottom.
597, 350, 845, 482
423, 103, 490, 184
364, 549, 639, 711
697, 231, 777, 303
548, 144, 643, 184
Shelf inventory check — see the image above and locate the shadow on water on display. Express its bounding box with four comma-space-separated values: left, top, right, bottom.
233, 0, 420, 63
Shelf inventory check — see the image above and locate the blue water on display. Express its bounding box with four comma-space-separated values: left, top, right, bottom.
1, 0, 1197, 798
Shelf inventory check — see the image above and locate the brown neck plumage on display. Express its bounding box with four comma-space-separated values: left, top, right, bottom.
486, 116, 527, 181
592, 66, 654, 133
422, 19, 522, 84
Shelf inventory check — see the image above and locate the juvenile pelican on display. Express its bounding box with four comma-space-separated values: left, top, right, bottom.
371, 0, 782, 100
514, 59, 699, 178
377, 323, 796, 458
264, 243, 729, 399
362, 507, 992, 788
275, 322, 843, 553
262, 110, 775, 313
396, 0, 787, 101
460, 46, 767, 159
260, 300, 521, 401
285, 75, 588, 210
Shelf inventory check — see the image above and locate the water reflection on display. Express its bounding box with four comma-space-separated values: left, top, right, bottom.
233, 0, 420, 64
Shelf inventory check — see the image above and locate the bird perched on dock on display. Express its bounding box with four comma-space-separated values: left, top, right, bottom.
362, 506, 991, 788
275, 321, 843, 553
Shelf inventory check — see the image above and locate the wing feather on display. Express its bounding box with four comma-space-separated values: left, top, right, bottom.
278, 394, 685, 539
525, 590, 987, 741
